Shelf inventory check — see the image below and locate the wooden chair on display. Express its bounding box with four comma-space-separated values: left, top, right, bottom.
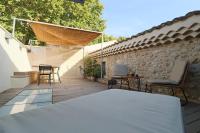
38, 64, 53, 85
147, 60, 189, 104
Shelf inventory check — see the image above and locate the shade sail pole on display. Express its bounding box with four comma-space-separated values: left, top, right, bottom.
100, 34, 104, 79
83, 47, 85, 78
12, 18, 16, 37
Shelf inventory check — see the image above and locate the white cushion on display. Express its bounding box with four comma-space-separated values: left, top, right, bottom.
0, 89, 184, 133
169, 61, 187, 83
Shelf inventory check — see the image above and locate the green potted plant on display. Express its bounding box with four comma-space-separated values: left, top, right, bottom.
93, 64, 101, 81
83, 57, 101, 81
83, 57, 94, 80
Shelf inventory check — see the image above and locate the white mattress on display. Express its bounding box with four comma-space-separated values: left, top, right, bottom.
0, 89, 184, 133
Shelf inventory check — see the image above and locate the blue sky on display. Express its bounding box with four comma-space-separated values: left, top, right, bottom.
100, 0, 200, 37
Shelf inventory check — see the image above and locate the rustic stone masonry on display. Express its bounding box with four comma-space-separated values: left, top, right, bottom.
102, 38, 200, 101
90, 11, 200, 102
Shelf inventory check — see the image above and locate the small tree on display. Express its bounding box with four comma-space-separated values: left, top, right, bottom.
84, 57, 94, 77
93, 64, 101, 79
84, 57, 101, 80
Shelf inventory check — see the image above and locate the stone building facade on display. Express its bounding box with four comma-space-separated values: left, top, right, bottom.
90, 11, 200, 102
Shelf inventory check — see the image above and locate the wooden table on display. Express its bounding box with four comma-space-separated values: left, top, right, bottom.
112, 75, 131, 89
32, 65, 61, 83
112, 74, 144, 91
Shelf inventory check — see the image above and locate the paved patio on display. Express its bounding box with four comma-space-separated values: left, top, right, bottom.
0, 78, 199, 133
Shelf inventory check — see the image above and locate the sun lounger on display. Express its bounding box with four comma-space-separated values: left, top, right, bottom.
147, 60, 189, 103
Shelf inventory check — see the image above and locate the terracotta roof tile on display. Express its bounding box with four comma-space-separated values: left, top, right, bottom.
90, 11, 200, 57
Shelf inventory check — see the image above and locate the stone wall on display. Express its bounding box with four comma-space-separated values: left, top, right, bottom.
98, 38, 200, 102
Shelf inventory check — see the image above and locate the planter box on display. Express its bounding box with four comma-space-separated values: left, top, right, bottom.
86, 76, 96, 81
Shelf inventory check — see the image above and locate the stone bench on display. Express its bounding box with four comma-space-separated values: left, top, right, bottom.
10, 71, 38, 88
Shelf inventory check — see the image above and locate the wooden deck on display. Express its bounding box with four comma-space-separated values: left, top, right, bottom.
0, 78, 199, 133
23, 78, 107, 103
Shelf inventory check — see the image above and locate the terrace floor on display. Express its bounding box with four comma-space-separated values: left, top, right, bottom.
0, 77, 199, 133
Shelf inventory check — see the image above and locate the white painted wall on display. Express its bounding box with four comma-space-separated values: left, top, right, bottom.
0, 25, 31, 92
28, 41, 116, 79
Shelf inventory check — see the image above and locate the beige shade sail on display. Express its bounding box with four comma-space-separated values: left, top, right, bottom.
30, 23, 102, 46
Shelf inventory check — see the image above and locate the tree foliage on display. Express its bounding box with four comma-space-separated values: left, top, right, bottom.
0, 0, 105, 44
117, 36, 126, 42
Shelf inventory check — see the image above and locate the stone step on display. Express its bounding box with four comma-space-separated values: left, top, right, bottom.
14, 71, 38, 76
11, 71, 39, 88
13, 71, 38, 83
14, 72, 30, 76
10, 75, 31, 89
